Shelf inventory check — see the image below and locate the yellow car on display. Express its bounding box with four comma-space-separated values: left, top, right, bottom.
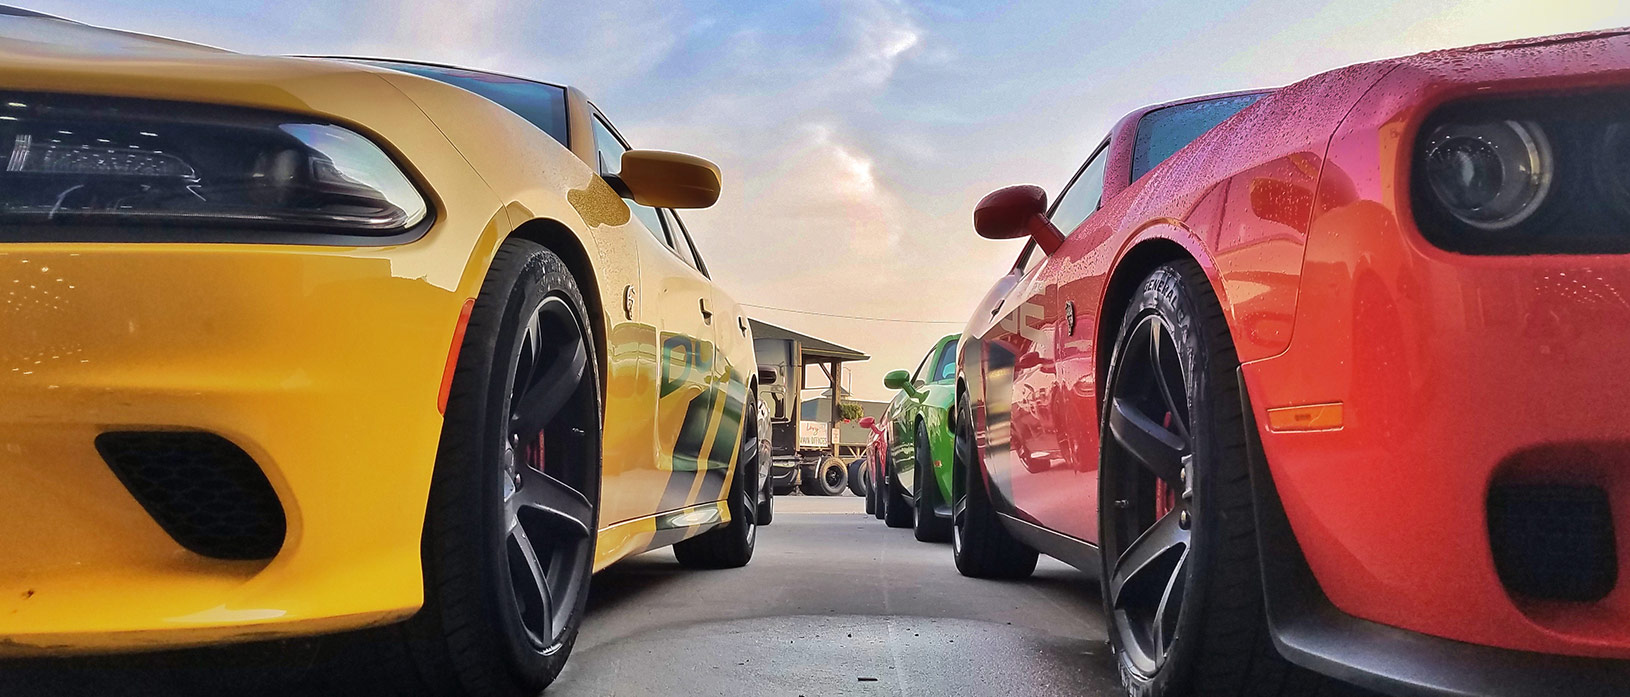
0, 10, 769, 694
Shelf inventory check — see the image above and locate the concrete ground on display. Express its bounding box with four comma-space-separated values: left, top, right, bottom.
1, 495, 1123, 697
550, 494, 1123, 696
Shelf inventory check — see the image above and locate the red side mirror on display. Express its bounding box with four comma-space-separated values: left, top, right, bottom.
973, 185, 1065, 255
859, 416, 875, 429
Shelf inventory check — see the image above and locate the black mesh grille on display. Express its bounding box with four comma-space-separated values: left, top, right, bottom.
96, 432, 286, 560
1488, 485, 1617, 602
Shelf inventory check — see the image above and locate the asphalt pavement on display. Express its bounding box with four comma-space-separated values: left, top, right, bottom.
551, 494, 1123, 696
1, 495, 1123, 697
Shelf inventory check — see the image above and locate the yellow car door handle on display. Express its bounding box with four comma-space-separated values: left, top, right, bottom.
699, 298, 713, 323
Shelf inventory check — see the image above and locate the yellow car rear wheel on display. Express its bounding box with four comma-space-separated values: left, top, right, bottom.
673, 393, 763, 569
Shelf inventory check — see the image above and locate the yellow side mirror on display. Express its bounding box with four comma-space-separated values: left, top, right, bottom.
616, 150, 722, 209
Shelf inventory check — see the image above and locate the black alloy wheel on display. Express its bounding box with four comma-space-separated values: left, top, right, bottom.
754, 404, 775, 526
1098, 261, 1333, 697
499, 294, 597, 653
1101, 308, 1195, 677
338, 239, 602, 697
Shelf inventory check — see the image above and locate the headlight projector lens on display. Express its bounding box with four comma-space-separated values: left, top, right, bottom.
1422, 119, 1553, 230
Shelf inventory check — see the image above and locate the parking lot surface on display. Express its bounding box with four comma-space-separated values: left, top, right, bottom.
2, 495, 1121, 697
551, 495, 1122, 696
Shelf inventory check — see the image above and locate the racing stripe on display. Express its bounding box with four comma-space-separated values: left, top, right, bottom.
658, 382, 717, 511
695, 375, 746, 503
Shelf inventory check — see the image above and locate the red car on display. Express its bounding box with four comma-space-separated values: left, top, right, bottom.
859, 415, 890, 519
953, 30, 1630, 697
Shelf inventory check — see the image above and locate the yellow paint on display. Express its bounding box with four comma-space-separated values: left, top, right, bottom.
1266, 402, 1344, 432
0, 36, 752, 654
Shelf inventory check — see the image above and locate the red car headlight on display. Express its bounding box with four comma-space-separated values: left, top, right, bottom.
1420, 119, 1553, 231
0, 93, 427, 240
1411, 91, 1630, 255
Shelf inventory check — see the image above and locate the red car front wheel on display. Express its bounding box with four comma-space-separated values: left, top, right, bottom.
1098, 260, 1342, 697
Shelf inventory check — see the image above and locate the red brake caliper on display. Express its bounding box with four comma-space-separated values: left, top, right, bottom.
529, 432, 546, 472
1154, 412, 1176, 518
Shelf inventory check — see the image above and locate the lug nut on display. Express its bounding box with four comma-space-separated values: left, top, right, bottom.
1179, 510, 1191, 529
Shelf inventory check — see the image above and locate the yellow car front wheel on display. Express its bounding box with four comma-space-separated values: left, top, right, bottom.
350, 239, 602, 697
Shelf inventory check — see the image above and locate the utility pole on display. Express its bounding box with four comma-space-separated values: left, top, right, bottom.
829, 359, 843, 457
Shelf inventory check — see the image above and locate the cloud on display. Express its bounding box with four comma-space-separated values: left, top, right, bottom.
839, 0, 924, 86
764, 123, 906, 255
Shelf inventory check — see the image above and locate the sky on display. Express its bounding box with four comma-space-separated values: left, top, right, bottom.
28, 0, 1630, 400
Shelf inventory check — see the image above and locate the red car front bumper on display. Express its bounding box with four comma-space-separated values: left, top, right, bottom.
1244, 72, 1630, 662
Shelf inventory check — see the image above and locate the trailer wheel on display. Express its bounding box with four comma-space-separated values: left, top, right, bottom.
800, 457, 848, 496
846, 459, 866, 497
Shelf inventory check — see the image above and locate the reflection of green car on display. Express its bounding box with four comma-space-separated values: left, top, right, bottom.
880, 334, 958, 542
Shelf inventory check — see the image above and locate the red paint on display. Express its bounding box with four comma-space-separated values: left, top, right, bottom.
961, 29, 1630, 660
437, 298, 476, 414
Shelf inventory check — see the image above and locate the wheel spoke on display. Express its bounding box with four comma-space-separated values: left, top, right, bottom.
739, 438, 760, 524
1151, 547, 1188, 650
1108, 397, 1187, 484
506, 520, 555, 642
518, 307, 544, 389
510, 298, 587, 439
740, 487, 758, 525
1110, 509, 1188, 609
1148, 321, 1190, 440
514, 467, 593, 536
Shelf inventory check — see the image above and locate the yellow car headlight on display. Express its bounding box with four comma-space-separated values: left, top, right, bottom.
0, 93, 427, 240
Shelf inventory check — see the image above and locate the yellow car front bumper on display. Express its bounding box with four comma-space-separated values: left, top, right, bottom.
0, 241, 467, 655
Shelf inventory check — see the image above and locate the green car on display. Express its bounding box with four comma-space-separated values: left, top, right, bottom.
879, 333, 958, 542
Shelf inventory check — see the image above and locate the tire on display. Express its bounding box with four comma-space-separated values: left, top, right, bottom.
1098, 260, 1336, 697
339, 239, 602, 696
756, 490, 774, 525
863, 467, 877, 515
801, 456, 848, 496
846, 459, 866, 497
952, 389, 1037, 578
882, 453, 914, 529
872, 474, 886, 520
912, 421, 952, 542
673, 393, 761, 569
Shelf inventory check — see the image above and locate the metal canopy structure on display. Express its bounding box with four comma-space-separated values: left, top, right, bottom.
749, 319, 869, 363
